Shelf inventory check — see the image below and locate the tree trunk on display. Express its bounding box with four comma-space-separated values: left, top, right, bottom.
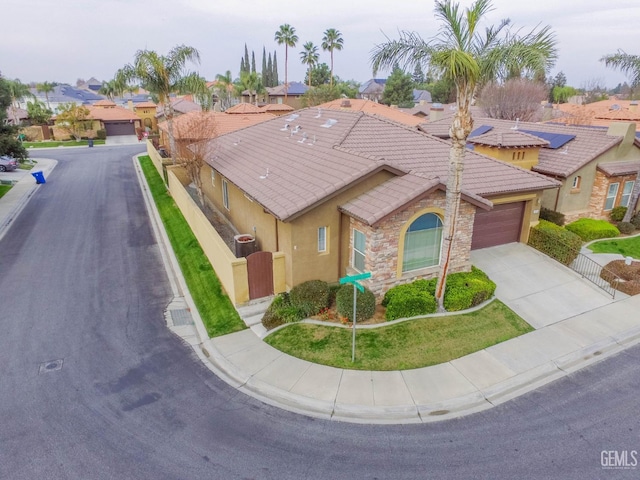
622, 171, 640, 223
435, 83, 474, 312
165, 103, 177, 165
284, 47, 288, 101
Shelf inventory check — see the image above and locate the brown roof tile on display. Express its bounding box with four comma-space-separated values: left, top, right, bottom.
597, 160, 640, 177
468, 130, 549, 148
159, 110, 275, 138
260, 103, 295, 112
226, 103, 263, 114
86, 105, 140, 121
316, 98, 423, 126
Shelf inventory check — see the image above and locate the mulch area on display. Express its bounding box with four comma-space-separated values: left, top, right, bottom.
310, 304, 388, 325
602, 260, 640, 295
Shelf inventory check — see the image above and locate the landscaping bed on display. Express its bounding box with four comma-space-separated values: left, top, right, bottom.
601, 259, 640, 296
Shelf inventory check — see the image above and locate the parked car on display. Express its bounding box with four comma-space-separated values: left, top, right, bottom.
0, 156, 18, 172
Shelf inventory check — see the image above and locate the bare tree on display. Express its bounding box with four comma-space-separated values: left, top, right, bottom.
478, 79, 548, 121
581, 77, 607, 104
174, 112, 217, 206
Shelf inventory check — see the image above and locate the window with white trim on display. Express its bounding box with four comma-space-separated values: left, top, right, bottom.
572, 176, 581, 189
402, 213, 443, 272
621, 181, 635, 207
604, 182, 619, 211
352, 229, 365, 272
222, 179, 229, 210
318, 226, 327, 253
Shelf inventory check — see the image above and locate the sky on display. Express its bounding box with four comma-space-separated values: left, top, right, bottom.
2, 0, 638, 90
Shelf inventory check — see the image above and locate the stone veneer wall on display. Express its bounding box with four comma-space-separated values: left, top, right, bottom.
588, 170, 637, 220
349, 191, 475, 299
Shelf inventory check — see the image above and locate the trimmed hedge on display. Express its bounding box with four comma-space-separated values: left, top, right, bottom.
528, 219, 582, 265
336, 285, 376, 322
443, 267, 496, 312
565, 218, 620, 241
632, 213, 640, 229
539, 207, 565, 226
617, 221, 636, 235
261, 293, 306, 330
289, 280, 330, 316
385, 289, 437, 320
610, 206, 627, 222
381, 278, 436, 307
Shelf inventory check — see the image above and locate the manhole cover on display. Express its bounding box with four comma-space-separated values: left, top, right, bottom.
39, 359, 63, 374
170, 309, 194, 326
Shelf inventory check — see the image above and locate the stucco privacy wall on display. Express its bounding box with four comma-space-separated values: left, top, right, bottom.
350, 191, 475, 298
146, 140, 165, 179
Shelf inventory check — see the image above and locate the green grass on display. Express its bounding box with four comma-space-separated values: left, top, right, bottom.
24, 140, 106, 148
588, 235, 640, 259
138, 155, 245, 337
265, 300, 533, 370
0, 185, 11, 199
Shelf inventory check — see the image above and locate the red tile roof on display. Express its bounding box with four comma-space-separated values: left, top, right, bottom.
158, 110, 275, 138
87, 105, 140, 121
225, 103, 263, 114
316, 98, 423, 127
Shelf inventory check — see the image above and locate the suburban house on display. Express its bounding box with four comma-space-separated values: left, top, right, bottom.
315, 98, 424, 127
132, 101, 158, 132
52, 100, 142, 138
194, 108, 560, 298
421, 117, 640, 222
358, 79, 386, 102
155, 97, 202, 124
20, 84, 104, 113
551, 99, 640, 134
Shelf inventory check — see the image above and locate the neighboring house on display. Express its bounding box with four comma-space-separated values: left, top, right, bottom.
132, 101, 158, 131
551, 99, 640, 134
6, 106, 28, 125
53, 100, 141, 138
77, 77, 103, 92
197, 108, 559, 297
358, 79, 386, 102
259, 82, 309, 110
413, 89, 432, 105
155, 97, 202, 124
421, 117, 640, 222
315, 98, 424, 127
21, 84, 105, 113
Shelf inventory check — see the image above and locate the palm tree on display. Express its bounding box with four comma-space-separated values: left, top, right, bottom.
36, 81, 55, 110
6, 79, 33, 124
601, 50, 640, 222
274, 24, 298, 100
300, 42, 319, 88
215, 70, 235, 110
371, 0, 557, 310
235, 71, 264, 106
322, 28, 344, 87
120, 44, 202, 164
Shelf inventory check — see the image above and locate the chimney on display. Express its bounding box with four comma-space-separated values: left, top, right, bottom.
127, 99, 133, 110
429, 103, 444, 122
607, 122, 636, 157
340, 99, 351, 108
542, 102, 553, 122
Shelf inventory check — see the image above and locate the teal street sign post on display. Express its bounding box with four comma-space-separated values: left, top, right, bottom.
339, 272, 372, 362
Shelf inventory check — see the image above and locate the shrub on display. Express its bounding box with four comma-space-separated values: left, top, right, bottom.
381, 278, 436, 307
385, 289, 437, 320
631, 213, 640, 229
335, 285, 376, 322
539, 207, 565, 226
528, 220, 582, 265
96, 129, 106, 140
617, 221, 636, 235
565, 218, 620, 241
610, 206, 627, 222
289, 280, 330, 316
443, 267, 496, 312
261, 293, 306, 330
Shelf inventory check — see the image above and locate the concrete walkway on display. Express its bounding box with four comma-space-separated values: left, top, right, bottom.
4, 156, 640, 424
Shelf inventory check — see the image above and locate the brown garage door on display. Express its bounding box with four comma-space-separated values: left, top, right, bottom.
471, 202, 525, 250
104, 121, 135, 136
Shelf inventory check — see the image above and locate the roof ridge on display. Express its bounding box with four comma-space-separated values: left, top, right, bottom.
333, 111, 366, 147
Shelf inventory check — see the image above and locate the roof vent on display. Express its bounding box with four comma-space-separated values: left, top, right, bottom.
510, 118, 520, 130
285, 113, 300, 122
611, 104, 621, 111
292, 125, 302, 134
297, 132, 308, 144
321, 119, 338, 128
341, 99, 351, 108
280, 123, 290, 131
314, 108, 322, 118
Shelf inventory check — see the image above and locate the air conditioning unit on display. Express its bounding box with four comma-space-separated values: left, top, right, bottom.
234, 234, 256, 258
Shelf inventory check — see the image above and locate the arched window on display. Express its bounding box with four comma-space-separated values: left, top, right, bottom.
402, 213, 443, 272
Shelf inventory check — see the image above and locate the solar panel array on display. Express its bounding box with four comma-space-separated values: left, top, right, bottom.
520, 129, 576, 149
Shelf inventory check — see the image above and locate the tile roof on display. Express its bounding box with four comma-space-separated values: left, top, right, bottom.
421, 116, 627, 178
468, 130, 549, 148
134, 101, 157, 109
156, 98, 201, 117
93, 100, 117, 107
315, 98, 423, 126
225, 103, 263, 114
205, 109, 559, 223
597, 160, 640, 177
86, 105, 140, 121
158, 110, 275, 138
259, 103, 295, 113
551, 100, 640, 132
266, 82, 309, 96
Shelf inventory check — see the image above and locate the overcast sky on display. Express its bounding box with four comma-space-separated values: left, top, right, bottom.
2, 0, 638, 89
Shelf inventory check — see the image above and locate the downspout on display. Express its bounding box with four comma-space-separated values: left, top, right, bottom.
274, 217, 279, 252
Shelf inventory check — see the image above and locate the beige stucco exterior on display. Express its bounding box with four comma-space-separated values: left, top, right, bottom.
473, 145, 541, 171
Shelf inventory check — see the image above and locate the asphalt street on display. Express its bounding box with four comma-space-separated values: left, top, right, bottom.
1, 145, 639, 479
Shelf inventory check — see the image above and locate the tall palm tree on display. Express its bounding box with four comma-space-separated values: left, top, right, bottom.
36, 81, 55, 110
274, 24, 298, 101
215, 70, 235, 110
120, 44, 202, 164
6, 79, 33, 124
322, 28, 344, 87
300, 42, 319, 88
235, 72, 264, 106
601, 50, 640, 222
371, 0, 557, 310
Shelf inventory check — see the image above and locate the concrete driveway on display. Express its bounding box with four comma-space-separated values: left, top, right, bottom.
470, 243, 622, 329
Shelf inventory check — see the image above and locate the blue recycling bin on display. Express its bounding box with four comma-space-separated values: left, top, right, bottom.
31, 171, 46, 184
88, 139, 94, 147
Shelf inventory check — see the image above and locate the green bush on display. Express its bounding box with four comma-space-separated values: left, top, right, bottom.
261, 293, 306, 330
289, 280, 330, 316
565, 218, 620, 241
96, 129, 106, 140
610, 206, 627, 222
443, 267, 496, 312
336, 285, 376, 322
385, 289, 436, 320
539, 207, 565, 226
631, 213, 640, 229
617, 221, 636, 235
528, 219, 583, 265
381, 278, 436, 307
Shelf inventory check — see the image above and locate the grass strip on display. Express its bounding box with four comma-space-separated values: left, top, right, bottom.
24, 140, 106, 148
138, 155, 245, 337
0, 185, 11, 199
265, 300, 532, 370
588, 235, 640, 259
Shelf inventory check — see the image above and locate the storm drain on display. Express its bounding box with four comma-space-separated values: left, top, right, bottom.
170, 309, 194, 326
39, 359, 63, 374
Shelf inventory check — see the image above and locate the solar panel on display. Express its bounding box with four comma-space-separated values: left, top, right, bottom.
520, 129, 576, 149
469, 125, 493, 138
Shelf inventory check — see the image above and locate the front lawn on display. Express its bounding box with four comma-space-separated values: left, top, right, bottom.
265, 300, 533, 370
24, 140, 106, 148
138, 155, 245, 337
588, 235, 640, 259
0, 185, 11, 199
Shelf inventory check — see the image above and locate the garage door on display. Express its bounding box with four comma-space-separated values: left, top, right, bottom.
104, 121, 135, 136
471, 202, 525, 250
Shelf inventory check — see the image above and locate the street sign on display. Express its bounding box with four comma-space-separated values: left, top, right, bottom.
339, 271, 372, 362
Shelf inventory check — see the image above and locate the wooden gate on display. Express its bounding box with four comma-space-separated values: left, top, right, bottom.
247, 251, 274, 300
